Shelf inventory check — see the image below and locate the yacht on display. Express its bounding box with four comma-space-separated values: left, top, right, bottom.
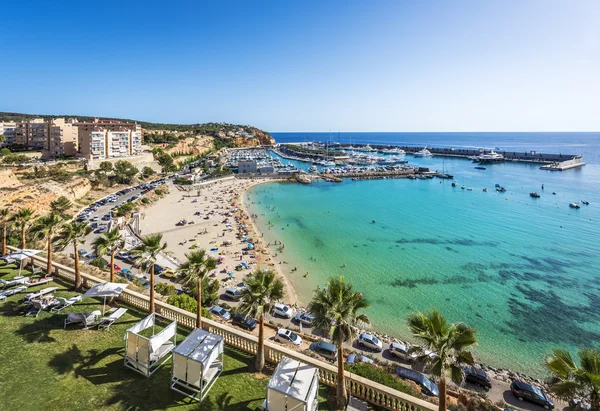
322, 160, 336, 167
308, 166, 318, 173
413, 148, 433, 157
473, 150, 504, 164
379, 147, 406, 155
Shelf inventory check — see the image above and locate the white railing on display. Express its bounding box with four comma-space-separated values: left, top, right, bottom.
14, 247, 436, 411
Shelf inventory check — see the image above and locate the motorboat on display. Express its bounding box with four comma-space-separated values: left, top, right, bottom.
569, 203, 580, 209
496, 186, 506, 193
474, 166, 487, 170
483, 188, 488, 192
530, 192, 541, 198
582, 200, 590, 205
473, 150, 504, 164
451, 182, 457, 187
308, 166, 318, 173
467, 188, 473, 191
413, 148, 433, 157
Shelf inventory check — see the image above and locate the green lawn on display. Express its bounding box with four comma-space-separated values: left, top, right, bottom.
0, 263, 332, 410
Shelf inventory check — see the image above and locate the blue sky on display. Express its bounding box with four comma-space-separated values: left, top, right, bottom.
1, 0, 598, 131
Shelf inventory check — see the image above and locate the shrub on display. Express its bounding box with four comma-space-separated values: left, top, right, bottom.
167, 294, 212, 319
344, 363, 422, 398
155, 282, 177, 296
88, 258, 108, 269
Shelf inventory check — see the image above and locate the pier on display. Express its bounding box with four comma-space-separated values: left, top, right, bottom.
277, 143, 585, 170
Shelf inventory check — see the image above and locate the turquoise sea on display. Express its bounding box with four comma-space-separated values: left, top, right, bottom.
246, 132, 600, 377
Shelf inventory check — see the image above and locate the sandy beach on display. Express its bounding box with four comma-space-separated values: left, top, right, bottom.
139, 177, 298, 305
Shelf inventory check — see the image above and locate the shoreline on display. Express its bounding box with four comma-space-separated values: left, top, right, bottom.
240, 176, 552, 389
238, 179, 300, 306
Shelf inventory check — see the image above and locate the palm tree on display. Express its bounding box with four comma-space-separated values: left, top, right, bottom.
406, 310, 478, 411
50, 196, 73, 214
55, 221, 92, 289
91, 228, 124, 283
238, 269, 284, 373
31, 213, 62, 276
545, 348, 600, 410
178, 250, 217, 328
130, 233, 167, 313
11, 208, 34, 249
308, 276, 370, 408
0, 208, 9, 256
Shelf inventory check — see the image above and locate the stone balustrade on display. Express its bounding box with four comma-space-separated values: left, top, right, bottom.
15, 247, 437, 411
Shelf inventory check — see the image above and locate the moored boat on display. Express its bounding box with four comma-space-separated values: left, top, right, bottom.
530, 192, 540, 198
569, 203, 580, 209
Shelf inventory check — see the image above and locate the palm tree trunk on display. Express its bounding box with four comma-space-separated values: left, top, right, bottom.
438, 376, 447, 411
336, 340, 347, 408
196, 277, 202, 328
2, 223, 6, 256
21, 226, 26, 249
46, 237, 53, 277
73, 242, 82, 289
109, 251, 115, 282
149, 264, 155, 313
255, 313, 265, 372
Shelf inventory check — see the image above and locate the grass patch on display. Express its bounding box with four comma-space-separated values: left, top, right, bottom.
346, 362, 423, 399
0, 265, 332, 410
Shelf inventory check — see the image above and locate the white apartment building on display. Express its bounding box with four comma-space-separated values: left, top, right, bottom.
0, 122, 16, 146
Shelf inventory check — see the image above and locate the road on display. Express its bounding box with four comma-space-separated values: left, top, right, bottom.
60, 180, 183, 291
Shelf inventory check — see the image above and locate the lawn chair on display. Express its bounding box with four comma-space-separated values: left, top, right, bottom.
50, 295, 82, 313
0, 286, 27, 303
24, 286, 58, 304
64, 310, 101, 329
98, 308, 128, 330
26, 295, 57, 317
31, 267, 44, 276
24, 277, 52, 287
0, 277, 29, 290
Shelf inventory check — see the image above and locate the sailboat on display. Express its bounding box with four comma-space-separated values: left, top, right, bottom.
437, 159, 454, 179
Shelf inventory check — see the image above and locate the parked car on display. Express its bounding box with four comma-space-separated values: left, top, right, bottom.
309, 341, 338, 361
346, 353, 374, 365
388, 342, 410, 360
78, 249, 88, 257
463, 366, 492, 390
224, 287, 242, 301
153, 264, 164, 275
275, 328, 302, 347
358, 333, 383, 352
117, 252, 130, 260
273, 303, 294, 319
162, 270, 177, 279
113, 264, 121, 271
231, 313, 257, 331
209, 306, 231, 321
294, 312, 315, 326
91, 222, 98, 229
101, 215, 111, 221
396, 366, 439, 397
510, 381, 554, 409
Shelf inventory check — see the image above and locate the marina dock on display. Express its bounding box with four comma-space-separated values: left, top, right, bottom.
277, 143, 585, 170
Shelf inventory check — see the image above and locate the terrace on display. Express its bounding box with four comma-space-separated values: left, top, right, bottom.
0, 249, 436, 411
0, 263, 332, 410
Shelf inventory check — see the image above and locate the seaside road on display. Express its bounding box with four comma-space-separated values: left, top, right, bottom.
210, 301, 566, 411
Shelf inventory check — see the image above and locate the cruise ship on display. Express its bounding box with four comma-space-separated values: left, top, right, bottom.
413, 148, 433, 157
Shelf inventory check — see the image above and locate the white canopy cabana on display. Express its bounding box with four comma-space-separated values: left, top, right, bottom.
171, 328, 224, 402
264, 357, 320, 411
124, 313, 177, 377
83, 282, 128, 314
1, 249, 41, 276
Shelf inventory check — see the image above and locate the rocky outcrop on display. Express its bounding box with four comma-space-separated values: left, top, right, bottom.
0, 169, 22, 190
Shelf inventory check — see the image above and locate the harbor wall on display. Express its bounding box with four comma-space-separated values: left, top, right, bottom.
278, 143, 581, 164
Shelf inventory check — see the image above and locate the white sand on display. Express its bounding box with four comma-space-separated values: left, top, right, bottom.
139, 178, 298, 305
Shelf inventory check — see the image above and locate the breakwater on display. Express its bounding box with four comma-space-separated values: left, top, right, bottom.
278, 143, 584, 165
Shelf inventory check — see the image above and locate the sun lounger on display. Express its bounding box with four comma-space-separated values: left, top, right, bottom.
26, 295, 57, 317
24, 286, 58, 304
24, 277, 52, 287
98, 308, 128, 330
65, 310, 102, 329
0, 277, 29, 290
51, 295, 82, 313
0, 286, 27, 302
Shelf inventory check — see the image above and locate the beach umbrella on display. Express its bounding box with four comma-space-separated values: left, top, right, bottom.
1, 249, 42, 276
83, 282, 128, 314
